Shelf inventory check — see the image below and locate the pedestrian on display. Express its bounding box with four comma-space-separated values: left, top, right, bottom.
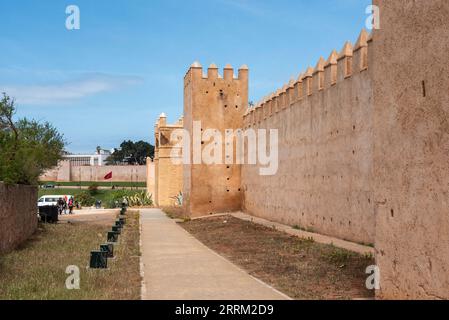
122, 197, 128, 208
68, 197, 74, 214
57, 198, 64, 215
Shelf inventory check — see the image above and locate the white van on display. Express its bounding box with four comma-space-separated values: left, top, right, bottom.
38, 195, 74, 207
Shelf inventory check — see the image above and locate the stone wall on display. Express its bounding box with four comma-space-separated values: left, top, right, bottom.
146, 157, 155, 197
242, 30, 375, 244
155, 1, 449, 299
153, 115, 184, 207
372, 0, 449, 299
40, 162, 148, 183
183, 63, 248, 217
0, 182, 38, 254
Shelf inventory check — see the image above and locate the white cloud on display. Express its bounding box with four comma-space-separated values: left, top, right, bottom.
0, 73, 143, 105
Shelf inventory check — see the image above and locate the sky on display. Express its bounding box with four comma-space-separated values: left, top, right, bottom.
0, 0, 371, 153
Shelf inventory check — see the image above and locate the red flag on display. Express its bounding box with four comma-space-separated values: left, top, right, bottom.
104, 171, 113, 180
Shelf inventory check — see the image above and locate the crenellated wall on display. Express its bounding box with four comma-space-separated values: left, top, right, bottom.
241, 30, 375, 244
183, 63, 248, 217
153, 1, 449, 299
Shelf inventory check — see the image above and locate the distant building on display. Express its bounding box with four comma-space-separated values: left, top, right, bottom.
63, 148, 112, 167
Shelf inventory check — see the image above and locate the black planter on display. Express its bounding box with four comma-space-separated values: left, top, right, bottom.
100, 243, 114, 258
90, 250, 107, 269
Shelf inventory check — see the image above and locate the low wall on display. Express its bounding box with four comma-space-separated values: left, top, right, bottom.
71, 165, 147, 183
40, 162, 149, 183
0, 182, 38, 254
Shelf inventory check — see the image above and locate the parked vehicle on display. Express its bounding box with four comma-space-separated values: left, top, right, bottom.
41, 183, 56, 189
37, 195, 74, 207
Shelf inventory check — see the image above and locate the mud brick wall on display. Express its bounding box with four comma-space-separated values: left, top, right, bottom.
242, 30, 375, 245
0, 182, 38, 254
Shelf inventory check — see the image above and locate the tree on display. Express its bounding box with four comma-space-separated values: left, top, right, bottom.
0, 93, 65, 185
106, 140, 154, 165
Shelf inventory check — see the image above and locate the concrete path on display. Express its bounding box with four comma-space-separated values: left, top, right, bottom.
140, 208, 289, 300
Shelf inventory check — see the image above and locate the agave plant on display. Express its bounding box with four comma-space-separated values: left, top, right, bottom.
171, 191, 183, 207
124, 191, 153, 207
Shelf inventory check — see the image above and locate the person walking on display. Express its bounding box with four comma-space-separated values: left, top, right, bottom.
57, 198, 64, 215
68, 197, 74, 214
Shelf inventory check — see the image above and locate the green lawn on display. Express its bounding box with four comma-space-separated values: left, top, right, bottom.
40, 181, 146, 188
0, 211, 141, 300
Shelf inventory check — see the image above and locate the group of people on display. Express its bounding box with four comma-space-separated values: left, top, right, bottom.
57, 196, 78, 215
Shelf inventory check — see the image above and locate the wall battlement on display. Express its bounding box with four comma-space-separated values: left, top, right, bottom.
243, 29, 372, 128
184, 62, 248, 86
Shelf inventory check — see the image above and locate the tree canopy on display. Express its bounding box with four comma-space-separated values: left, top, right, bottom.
0, 93, 65, 185
107, 140, 154, 165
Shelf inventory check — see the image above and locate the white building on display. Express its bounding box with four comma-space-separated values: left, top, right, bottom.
63, 148, 112, 167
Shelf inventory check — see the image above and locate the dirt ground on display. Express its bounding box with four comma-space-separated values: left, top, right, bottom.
59, 211, 117, 226
180, 215, 375, 300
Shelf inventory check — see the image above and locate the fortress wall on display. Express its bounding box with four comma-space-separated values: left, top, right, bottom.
183, 63, 248, 217
372, 0, 449, 299
241, 31, 375, 244
153, 116, 184, 207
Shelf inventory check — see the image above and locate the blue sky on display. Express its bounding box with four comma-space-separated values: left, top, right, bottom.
0, 0, 371, 153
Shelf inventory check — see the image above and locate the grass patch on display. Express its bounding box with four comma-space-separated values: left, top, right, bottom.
0, 211, 141, 300
180, 215, 375, 300
162, 206, 186, 220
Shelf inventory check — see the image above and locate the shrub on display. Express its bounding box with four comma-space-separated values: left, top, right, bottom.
88, 183, 100, 195
76, 191, 95, 207
104, 190, 153, 208
126, 191, 153, 207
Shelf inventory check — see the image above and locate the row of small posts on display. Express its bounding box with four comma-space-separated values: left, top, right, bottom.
89, 205, 128, 269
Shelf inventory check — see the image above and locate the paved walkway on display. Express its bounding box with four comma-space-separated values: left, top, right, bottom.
140, 208, 289, 300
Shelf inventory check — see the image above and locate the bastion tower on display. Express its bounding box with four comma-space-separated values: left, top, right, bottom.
183, 62, 249, 217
